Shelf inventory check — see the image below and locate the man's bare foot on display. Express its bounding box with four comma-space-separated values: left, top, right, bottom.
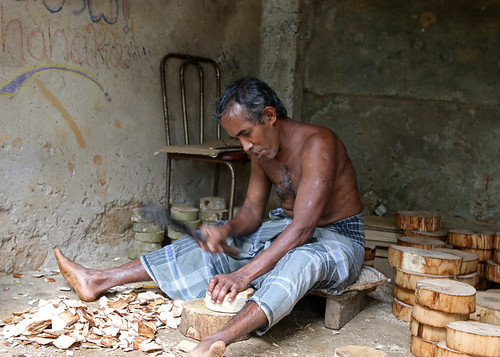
54, 248, 102, 302
186, 340, 226, 357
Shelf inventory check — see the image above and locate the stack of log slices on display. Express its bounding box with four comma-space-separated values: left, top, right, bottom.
389, 245, 464, 322
447, 229, 499, 290
409, 279, 475, 356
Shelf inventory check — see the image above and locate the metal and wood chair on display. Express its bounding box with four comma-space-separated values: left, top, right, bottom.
156, 53, 249, 219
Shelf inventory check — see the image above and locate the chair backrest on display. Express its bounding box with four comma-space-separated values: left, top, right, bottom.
160, 53, 221, 146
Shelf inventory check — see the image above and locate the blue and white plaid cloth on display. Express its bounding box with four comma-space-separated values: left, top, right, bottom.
141, 208, 365, 334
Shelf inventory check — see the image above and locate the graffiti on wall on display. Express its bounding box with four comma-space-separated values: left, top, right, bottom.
0, 1, 139, 73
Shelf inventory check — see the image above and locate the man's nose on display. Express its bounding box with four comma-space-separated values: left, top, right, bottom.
240, 138, 253, 152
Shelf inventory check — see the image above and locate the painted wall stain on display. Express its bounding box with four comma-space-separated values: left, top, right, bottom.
93, 154, 106, 185
114, 120, 122, 128
0, 133, 12, 143
35, 78, 87, 148
12, 137, 22, 148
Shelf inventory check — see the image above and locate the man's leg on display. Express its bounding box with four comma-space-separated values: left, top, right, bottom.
187, 301, 268, 357
54, 248, 151, 302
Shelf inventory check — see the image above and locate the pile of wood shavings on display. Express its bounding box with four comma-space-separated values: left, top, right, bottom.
1, 290, 185, 354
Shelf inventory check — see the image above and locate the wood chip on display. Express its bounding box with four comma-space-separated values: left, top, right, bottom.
13, 273, 23, 278
44, 278, 56, 283
53, 334, 76, 349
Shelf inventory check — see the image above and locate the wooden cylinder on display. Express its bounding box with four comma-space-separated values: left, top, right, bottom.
457, 248, 493, 262
395, 210, 440, 232
456, 272, 480, 289
494, 250, 500, 265
446, 321, 500, 357
410, 318, 447, 342
415, 279, 476, 314
494, 233, 500, 250
388, 245, 462, 276
397, 236, 446, 250
486, 260, 500, 283
392, 297, 412, 322
179, 298, 246, 342
406, 230, 448, 241
411, 303, 469, 328
394, 268, 454, 291
410, 334, 435, 357
434, 340, 472, 357
447, 229, 494, 250
469, 290, 500, 325
434, 248, 479, 275
393, 284, 416, 306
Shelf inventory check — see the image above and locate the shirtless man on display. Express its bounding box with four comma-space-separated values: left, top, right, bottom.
55, 77, 365, 357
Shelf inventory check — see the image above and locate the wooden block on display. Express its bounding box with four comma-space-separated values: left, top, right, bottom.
395, 210, 441, 232
397, 236, 446, 250
415, 279, 476, 314
446, 321, 500, 357
447, 229, 495, 249
389, 245, 462, 276
322, 290, 368, 330
470, 289, 500, 325
179, 298, 249, 341
434, 248, 479, 275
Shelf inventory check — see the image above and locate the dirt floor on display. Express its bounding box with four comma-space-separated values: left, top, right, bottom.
0, 256, 413, 357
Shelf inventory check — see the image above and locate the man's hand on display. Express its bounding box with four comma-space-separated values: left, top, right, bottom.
199, 223, 231, 254
207, 271, 250, 304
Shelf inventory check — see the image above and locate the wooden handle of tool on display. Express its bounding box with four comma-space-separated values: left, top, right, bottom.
222, 243, 240, 257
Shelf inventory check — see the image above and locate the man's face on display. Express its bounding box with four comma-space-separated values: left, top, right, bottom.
220, 104, 279, 160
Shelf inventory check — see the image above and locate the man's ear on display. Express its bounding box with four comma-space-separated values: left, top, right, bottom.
262, 106, 277, 125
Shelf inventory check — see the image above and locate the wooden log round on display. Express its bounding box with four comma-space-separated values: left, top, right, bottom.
447, 229, 494, 250
388, 245, 462, 276
410, 318, 447, 342
494, 250, 500, 265
411, 303, 469, 328
415, 279, 476, 314
434, 340, 472, 357
393, 268, 454, 291
456, 272, 479, 289
469, 290, 500, 325
392, 297, 412, 322
397, 236, 446, 250
446, 321, 500, 357
178, 298, 247, 341
405, 230, 448, 241
434, 248, 479, 275
494, 233, 500, 250
393, 284, 416, 306
395, 210, 441, 232
478, 261, 487, 277
457, 247, 493, 262
410, 334, 435, 357
486, 260, 500, 283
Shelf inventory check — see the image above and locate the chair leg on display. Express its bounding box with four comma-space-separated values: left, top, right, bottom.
165, 156, 172, 214
213, 163, 221, 197
221, 162, 236, 220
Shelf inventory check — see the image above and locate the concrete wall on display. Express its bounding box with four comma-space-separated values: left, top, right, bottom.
2, 0, 498, 273
0, 0, 262, 272
303, 0, 500, 225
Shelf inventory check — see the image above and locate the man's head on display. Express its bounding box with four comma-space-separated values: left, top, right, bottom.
215, 77, 286, 159
214, 77, 287, 124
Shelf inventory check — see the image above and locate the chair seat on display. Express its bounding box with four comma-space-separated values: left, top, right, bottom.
156, 139, 248, 161
216, 151, 249, 162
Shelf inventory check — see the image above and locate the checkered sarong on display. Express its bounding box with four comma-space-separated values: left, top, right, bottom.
140, 209, 364, 334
